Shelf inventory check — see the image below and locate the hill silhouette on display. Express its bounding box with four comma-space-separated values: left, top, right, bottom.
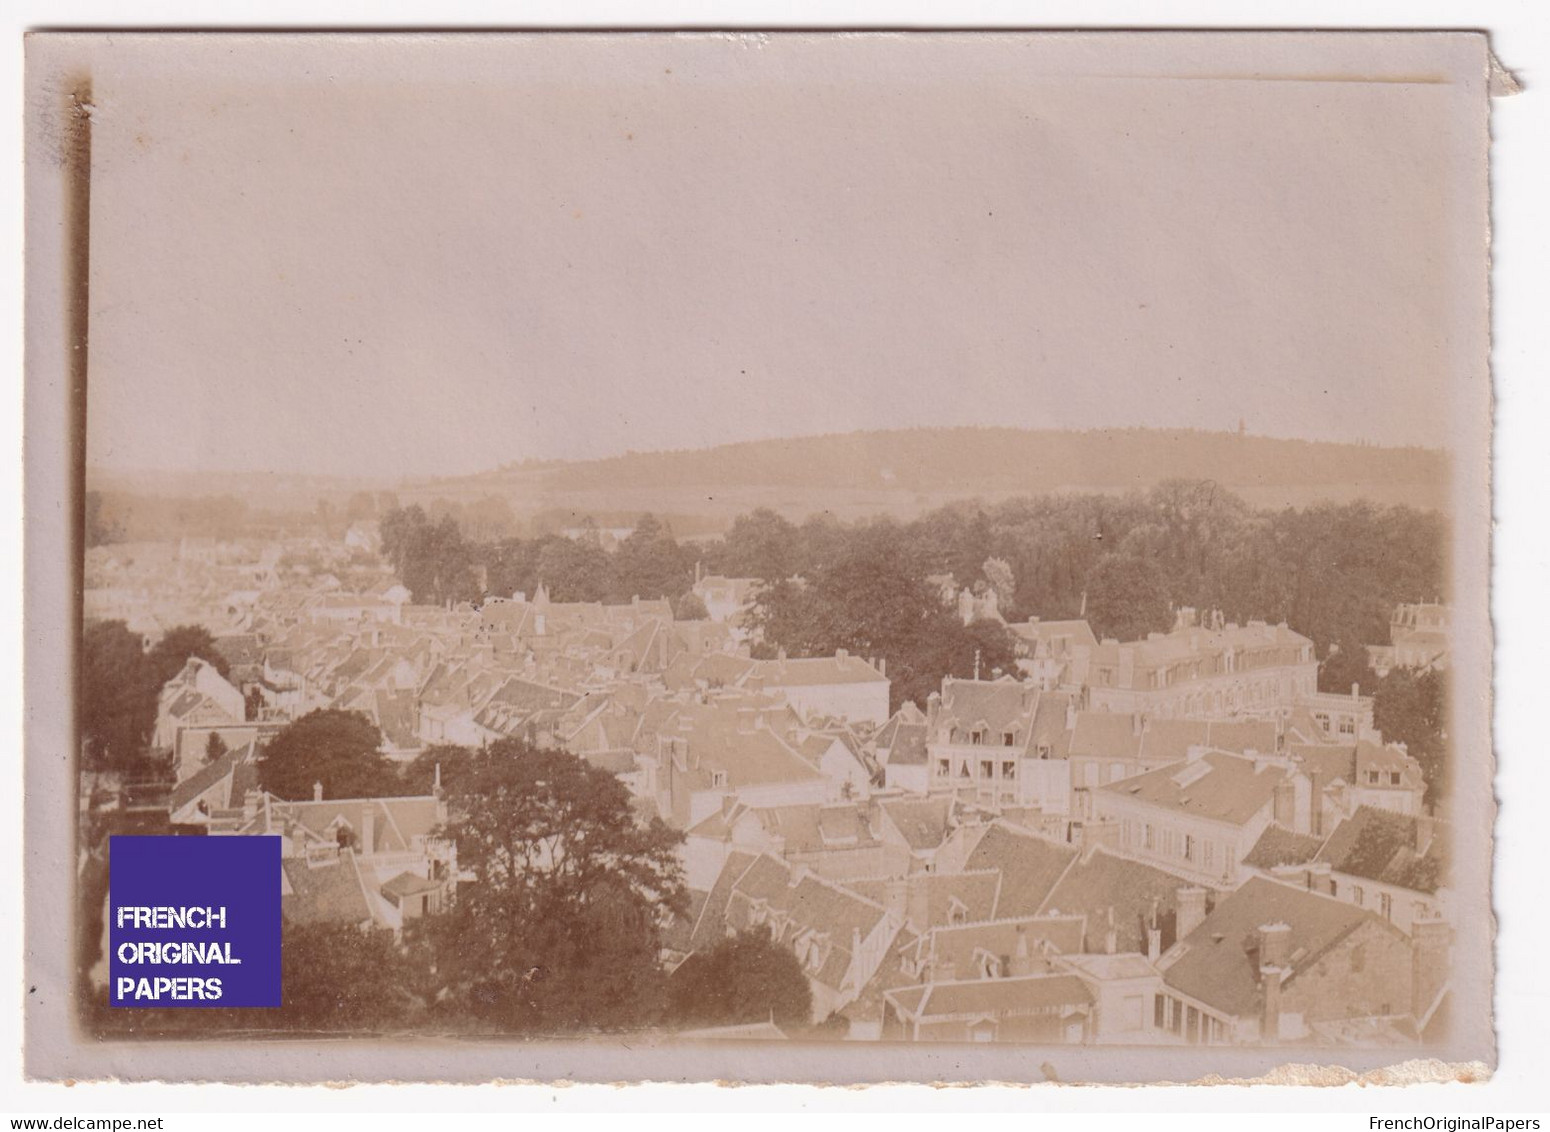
403, 427, 1448, 523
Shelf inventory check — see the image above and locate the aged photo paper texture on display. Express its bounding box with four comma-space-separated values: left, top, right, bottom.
24, 30, 1495, 1084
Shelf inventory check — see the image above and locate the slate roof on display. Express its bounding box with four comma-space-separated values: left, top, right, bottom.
1099, 751, 1287, 827
908, 915, 1087, 976
1316, 807, 1445, 895
1243, 824, 1327, 871
281, 851, 375, 926
879, 796, 955, 851
1161, 876, 1394, 1019
883, 721, 930, 767
1037, 846, 1193, 954
887, 974, 1094, 1020
962, 822, 1079, 919
1069, 711, 1142, 761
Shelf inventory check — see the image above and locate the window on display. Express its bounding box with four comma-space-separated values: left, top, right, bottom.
959, 762, 972, 778
1003, 731, 1017, 747
1390, 771, 1402, 786
1184, 834, 1196, 862
1143, 824, 1155, 850
1379, 892, 1393, 921
937, 758, 951, 777
1338, 718, 1356, 736
971, 729, 987, 745
1203, 840, 1215, 869
712, 770, 728, 789
980, 759, 995, 779
1367, 770, 1381, 785
1002, 761, 1017, 780
1351, 885, 1365, 907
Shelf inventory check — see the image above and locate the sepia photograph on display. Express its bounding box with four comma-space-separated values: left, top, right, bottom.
21, 28, 1498, 1086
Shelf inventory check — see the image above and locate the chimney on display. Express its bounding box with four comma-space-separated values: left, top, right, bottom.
1261, 964, 1284, 1043
1103, 927, 1118, 955
877, 657, 887, 678
1065, 699, 1078, 731
313, 781, 324, 802
1146, 926, 1162, 964
1176, 886, 1209, 940
1009, 925, 1036, 977
1258, 922, 1292, 969
1186, 744, 1208, 764
1351, 682, 1361, 701
433, 761, 442, 794
1411, 916, 1452, 1024
360, 808, 376, 856
836, 648, 848, 662
1273, 778, 1296, 828
1308, 860, 1335, 895
1308, 768, 1325, 837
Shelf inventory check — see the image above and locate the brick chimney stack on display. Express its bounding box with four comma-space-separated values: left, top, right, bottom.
1177, 886, 1209, 940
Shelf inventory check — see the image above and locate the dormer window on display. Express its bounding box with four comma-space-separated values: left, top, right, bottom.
1002, 731, 1017, 747
712, 770, 728, 789
949, 896, 969, 926
971, 728, 987, 745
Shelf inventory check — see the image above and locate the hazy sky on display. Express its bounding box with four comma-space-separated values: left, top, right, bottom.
79, 33, 1482, 480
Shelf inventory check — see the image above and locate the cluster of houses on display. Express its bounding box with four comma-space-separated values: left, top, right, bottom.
90, 533, 1453, 1048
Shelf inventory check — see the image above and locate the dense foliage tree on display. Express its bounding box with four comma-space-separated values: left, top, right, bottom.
147, 624, 230, 686
672, 592, 709, 621
257, 709, 397, 800
419, 741, 686, 1033
80, 620, 158, 771
665, 927, 813, 1030
1083, 553, 1173, 643
399, 743, 479, 795
279, 922, 424, 1031
203, 732, 229, 765
714, 507, 801, 581
609, 514, 693, 602
1372, 668, 1448, 806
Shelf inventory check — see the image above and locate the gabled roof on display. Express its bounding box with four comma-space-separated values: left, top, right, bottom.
845, 870, 1002, 932
1243, 824, 1326, 871
886, 974, 1094, 1020
1037, 846, 1193, 954
879, 796, 955, 851
1316, 807, 1445, 895
1161, 876, 1399, 1019
963, 822, 1079, 919
281, 850, 375, 926
1069, 711, 1142, 761
933, 678, 1038, 745
169, 738, 255, 814
1099, 751, 1288, 827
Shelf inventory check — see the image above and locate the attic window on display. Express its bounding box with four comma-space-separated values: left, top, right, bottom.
1390, 771, 1402, 786
971, 729, 987, 745
1002, 731, 1017, 747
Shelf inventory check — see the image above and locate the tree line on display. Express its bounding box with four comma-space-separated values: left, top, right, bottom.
378, 480, 1446, 711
